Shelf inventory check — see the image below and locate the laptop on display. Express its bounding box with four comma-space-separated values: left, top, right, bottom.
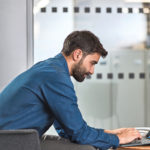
120, 137, 150, 147
119, 127, 150, 147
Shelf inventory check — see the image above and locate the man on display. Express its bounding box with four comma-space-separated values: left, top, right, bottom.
0, 31, 141, 150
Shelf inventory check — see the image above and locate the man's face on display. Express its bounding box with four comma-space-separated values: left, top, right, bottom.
72, 53, 100, 82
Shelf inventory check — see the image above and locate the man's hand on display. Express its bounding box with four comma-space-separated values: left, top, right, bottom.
105, 128, 142, 144
117, 128, 142, 144
105, 128, 126, 134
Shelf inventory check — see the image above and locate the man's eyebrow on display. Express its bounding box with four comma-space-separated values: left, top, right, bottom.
91, 61, 98, 64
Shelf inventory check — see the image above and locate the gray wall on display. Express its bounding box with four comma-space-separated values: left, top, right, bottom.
146, 51, 150, 126
0, 0, 33, 91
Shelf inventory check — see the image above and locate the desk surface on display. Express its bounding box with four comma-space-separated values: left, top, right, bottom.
117, 146, 150, 150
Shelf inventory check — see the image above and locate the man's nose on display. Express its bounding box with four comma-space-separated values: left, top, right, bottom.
89, 66, 94, 74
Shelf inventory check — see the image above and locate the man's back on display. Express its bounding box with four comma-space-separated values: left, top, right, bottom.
0, 53, 71, 136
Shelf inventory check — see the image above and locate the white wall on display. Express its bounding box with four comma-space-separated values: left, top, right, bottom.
34, 0, 74, 63
74, 0, 146, 51
0, 0, 33, 91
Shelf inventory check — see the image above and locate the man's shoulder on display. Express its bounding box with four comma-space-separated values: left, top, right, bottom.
33, 56, 67, 73
29, 61, 68, 82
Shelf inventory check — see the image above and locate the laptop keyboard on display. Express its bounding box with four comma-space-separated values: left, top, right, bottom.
120, 138, 150, 147
131, 138, 150, 144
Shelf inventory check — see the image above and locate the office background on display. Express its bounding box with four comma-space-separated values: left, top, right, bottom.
0, 0, 150, 135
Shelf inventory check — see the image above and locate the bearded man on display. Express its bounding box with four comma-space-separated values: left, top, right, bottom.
0, 31, 141, 150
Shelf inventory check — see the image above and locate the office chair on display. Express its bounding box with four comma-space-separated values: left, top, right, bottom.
0, 129, 41, 150
0, 129, 96, 150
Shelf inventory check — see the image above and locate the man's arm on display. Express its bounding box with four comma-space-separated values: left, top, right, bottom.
42, 72, 140, 149
54, 119, 141, 146
53, 119, 69, 139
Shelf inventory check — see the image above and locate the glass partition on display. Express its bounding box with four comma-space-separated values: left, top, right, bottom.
34, 0, 150, 134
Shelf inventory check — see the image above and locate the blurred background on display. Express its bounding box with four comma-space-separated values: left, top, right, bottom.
0, 0, 150, 135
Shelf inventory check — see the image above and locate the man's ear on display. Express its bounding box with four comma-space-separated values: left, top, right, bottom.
72, 49, 83, 62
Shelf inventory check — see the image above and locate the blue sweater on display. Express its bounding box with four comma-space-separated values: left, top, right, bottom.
0, 53, 119, 149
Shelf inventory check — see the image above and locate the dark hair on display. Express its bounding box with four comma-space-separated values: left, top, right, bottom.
61, 30, 108, 58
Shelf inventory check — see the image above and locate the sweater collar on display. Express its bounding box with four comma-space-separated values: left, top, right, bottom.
55, 53, 70, 75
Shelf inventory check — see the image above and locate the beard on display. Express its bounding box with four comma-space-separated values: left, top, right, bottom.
72, 58, 91, 82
